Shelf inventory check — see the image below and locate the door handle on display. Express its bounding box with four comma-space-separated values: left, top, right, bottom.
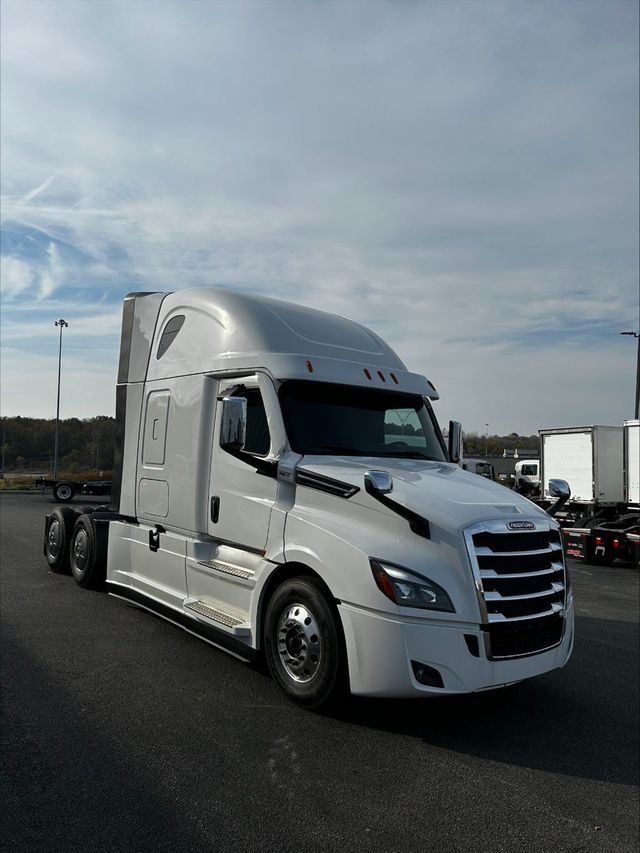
148, 524, 166, 553
210, 495, 220, 523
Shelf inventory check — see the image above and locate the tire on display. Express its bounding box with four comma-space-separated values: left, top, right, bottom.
264, 576, 345, 709
53, 482, 75, 503
44, 507, 77, 573
69, 515, 105, 589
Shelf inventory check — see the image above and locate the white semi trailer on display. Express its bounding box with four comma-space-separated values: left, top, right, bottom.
44, 289, 574, 706
541, 424, 639, 566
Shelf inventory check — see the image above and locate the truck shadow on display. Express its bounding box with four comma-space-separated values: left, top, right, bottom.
328, 614, 639, 787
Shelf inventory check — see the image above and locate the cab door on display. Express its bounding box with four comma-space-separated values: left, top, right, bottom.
207, 374, 282, 552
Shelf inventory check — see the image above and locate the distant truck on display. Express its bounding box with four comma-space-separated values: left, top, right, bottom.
514, 459, 539, 488
540, 424, 639, 566
461, 458, 496, 480
43, 288, 574, 707
36, 477, 112, 503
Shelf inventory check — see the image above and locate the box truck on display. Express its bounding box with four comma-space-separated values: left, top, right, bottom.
43, 289, 574, 706
542, 424, 639, 566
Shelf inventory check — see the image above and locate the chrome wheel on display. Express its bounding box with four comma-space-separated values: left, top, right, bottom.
47, 520, 61, 557
277, 603, 322, 683
73, 528, 89, 574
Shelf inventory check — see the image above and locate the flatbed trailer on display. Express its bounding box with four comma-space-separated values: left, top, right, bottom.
36, 478, 112, 503
563, 517, 639, 567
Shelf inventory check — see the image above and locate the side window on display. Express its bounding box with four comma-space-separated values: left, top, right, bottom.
157, 315, 185, 359
232, 387, 270, 456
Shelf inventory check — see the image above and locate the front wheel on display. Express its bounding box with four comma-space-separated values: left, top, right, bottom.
264, 577, 345, 708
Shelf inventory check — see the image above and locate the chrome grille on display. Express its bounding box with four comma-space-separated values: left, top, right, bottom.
464, 520, 567, 659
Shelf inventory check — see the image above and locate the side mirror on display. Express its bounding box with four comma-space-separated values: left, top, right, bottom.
448, 421, 462, 464
364, 470, 393, 495
546, 478, 571, 517
220, 396, 247, 450
548, 479, 570, 500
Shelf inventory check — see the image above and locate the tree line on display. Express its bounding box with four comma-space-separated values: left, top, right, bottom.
0, 416, 539, 474
462, 431, 539, 457
1, 416, 115, 473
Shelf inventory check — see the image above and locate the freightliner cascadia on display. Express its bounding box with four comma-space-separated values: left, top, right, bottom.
44, 289, 574, 707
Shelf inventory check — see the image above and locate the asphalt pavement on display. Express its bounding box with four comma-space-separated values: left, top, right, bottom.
1, 492, 638, 853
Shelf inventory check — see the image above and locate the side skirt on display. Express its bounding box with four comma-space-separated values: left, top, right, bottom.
107, 582, 257, 663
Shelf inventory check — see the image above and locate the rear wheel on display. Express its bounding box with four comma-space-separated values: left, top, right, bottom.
45, 507, 77, 573
264, 576, 345, 708
53, 482, 75, 502
70, 515, 105, 589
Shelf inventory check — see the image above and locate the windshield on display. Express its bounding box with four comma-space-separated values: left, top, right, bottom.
279, 381, 447, 461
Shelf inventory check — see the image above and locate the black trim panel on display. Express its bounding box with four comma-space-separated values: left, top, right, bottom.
296, 468, 360, 499
107, 583, 257, 661
110, 384, 127, 513
366, 487, 431, 539
210, 536, 267, 556
223, 446, 278, 478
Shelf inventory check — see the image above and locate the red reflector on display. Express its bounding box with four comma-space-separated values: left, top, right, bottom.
390, 372, 399, 384
305, 360, 314, 373
612, 539, 620, 548
377, 370, 386, 382
364, 368, 372, 380
595, 537, 602, 546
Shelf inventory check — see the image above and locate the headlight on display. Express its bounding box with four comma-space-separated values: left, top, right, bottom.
369, 559, 455, 612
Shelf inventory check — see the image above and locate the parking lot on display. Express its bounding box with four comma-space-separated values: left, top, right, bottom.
1, 491, 638, 853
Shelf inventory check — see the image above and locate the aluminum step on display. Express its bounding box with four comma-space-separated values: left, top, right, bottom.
184, 597, 251, 636
196, 559, 254, 581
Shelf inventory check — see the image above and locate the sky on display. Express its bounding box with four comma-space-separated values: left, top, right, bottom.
1, 0, 638, 436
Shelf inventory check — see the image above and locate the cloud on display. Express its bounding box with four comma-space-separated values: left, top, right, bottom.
0, 256, 33, 298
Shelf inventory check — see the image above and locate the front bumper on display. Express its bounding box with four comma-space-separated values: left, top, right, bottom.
338, 597, 574, 698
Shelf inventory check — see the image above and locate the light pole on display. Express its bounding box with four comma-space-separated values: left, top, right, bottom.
620, 331, 640, 420
485, 424, 489, 459
53, 319, 69, 478
1, 418, 5, 479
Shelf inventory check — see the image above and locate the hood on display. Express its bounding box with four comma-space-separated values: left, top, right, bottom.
297, 455, 550, 533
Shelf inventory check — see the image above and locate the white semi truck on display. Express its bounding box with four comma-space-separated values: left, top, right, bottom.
44, 289, 574, 706
540, 424, 639, 566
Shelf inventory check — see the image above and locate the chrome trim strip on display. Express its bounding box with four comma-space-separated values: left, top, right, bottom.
480, 564, 563, 580
474, 544, 562, 557
484, 582, 564, 602
487, 602, 565, 623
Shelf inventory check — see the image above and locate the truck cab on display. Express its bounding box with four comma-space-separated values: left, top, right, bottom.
47, 288, 574, 706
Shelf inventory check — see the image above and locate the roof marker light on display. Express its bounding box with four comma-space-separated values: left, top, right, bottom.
377, 370, 386, 382
364, 368, 372, 380
305, 360, 314, 373
390, 372, 399, 384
